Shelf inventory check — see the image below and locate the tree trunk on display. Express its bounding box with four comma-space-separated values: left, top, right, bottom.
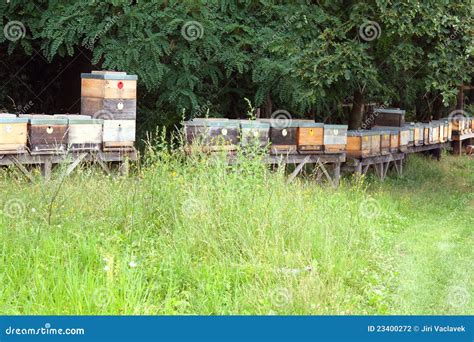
349, 90, 364, 130
456, 82, 464, 110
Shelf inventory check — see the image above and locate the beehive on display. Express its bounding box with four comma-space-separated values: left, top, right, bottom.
369, 131, 381, 156
346, 131, 371, 158
184, 119, 239, 152
258, 119, 298, 154
373, 108, 406, 127
20, 115, 68, 154
431, 122, 440, 144
0, 114, 28, 154
239, 120, 270, 148
423, 123, 434, 145
404, 124, 415, 147
413, 123, 424, 146
103, 120, 136, 151
451, 116, 468, 134
54, 115, 103, 151
81, 71, 137, 120
323, 125, 347, 153
377, 130, 391, 155
388, 129, 399, 152
296, 121, 324, 153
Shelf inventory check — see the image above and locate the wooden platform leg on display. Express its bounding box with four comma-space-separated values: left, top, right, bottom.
65, 153, 89, 176
287, 156, 310, 184
41, 158, 52, 181
8, 156, 35, 182
316, 159, 336, 188
118, 160, 130, 177
354, 163, 362, 180
333, 162, 341, 188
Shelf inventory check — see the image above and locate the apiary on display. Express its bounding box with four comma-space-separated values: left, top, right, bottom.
323, 124, 347, 153
184, 119, 239, 152
296, 121, 324, 153
20, 115, 68, 154
373, 108, 406, 127
81, 71, 137, 120
0, 114, 28, 154
54, 115, 103, 151
239, 120, 270, 148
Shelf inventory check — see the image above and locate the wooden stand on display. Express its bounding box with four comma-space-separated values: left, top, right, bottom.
344, 153, 404, 181
228, 153, 346, 188
451, 132, 474, 156
0, 149, 138, 181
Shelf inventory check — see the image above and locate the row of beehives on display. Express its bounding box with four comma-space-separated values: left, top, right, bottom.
0, 113, 135, 154
184, 117, 468, 156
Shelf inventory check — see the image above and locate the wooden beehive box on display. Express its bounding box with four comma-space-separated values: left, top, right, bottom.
377, 129, 391, 154
373, 108, 406, 127
240, 120, 270, 148
413, 123, 424, 146
422, 123, 434, 145
20, 115, 68, 154
404, 124, 415, 147
102, 120, 136, 151
369, 131, 381, 156
54, 115, 103, 151
81, 71, 137, 120
451, 116, 468, 134
296, 121, 324, 153
184, 119, 239, 152
0, 114, 28, 154
431, 122, 440, 144
258, 119, 298, 154
323, 124, 347, 153
347, 131, 371, 158
388, 129, 400, 152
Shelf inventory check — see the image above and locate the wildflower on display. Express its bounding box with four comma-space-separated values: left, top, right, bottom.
129, 261, 137, 268
31, 208, 36, 213
103, 265, 110, 272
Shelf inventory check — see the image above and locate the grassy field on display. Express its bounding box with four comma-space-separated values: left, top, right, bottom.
0, 145, 472, 315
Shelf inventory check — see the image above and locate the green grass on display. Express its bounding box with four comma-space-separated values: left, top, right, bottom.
0, 146, 472, 315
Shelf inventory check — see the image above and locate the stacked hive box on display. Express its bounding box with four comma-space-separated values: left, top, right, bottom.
346, 131, 373, 158
374, 108, 406, 127
20, 115, 68, 154
378, 129, 391, 154
81, 71, 137, 151
0, 114, 28, 154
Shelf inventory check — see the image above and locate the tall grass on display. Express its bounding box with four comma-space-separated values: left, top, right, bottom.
0, 137, 472, 315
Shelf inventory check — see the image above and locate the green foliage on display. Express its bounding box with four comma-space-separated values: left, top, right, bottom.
1, 0, 472, 126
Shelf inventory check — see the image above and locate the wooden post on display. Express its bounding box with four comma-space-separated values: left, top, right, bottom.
41, 158, 52, 181
333, 162, 341, 188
